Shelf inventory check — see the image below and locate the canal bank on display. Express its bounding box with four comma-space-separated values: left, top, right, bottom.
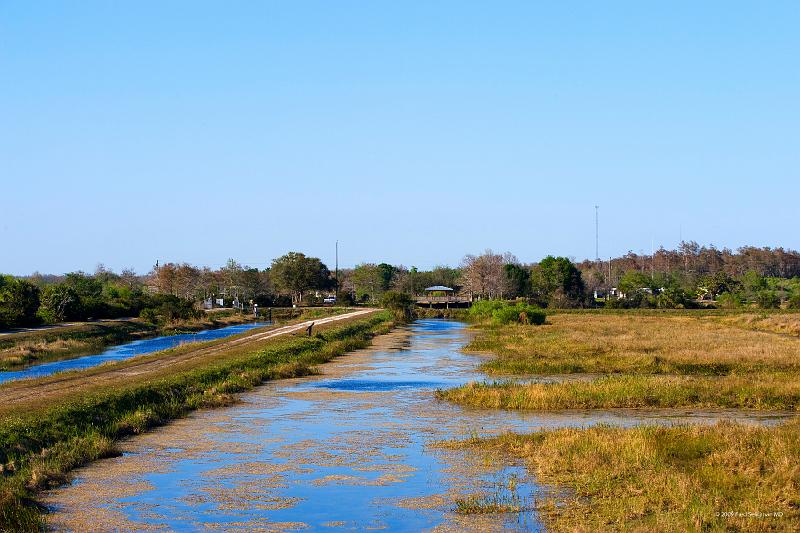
0, 311, 388, 531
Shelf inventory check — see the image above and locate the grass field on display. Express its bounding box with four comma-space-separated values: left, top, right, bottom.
442, 311, 800, 410
439, 309, 800, 530
0, 311, 392, 531
467, 312, 800, 376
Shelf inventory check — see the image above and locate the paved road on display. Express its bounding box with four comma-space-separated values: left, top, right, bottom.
0, 309, 378, 412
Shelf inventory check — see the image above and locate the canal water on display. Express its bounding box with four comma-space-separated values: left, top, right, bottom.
43, 320, 791, 532
0, 322, 269, 384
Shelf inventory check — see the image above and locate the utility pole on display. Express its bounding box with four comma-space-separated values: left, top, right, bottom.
595, 205, 600, 261
651, 238, 655, 278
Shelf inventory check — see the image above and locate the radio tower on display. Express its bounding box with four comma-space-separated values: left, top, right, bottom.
595, 205, 600, 261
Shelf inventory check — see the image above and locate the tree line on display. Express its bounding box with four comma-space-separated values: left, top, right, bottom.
343, 244, 800, 310
0, 252, 333, 329
3, 243, 800, 329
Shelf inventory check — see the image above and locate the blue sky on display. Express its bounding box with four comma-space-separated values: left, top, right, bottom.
2, 1, 798, 275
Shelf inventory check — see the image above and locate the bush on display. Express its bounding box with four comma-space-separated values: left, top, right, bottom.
491, 302, 546, 326
716, 292, 744, 309
380, 291, 414, 321
756, 290, 781, 309
138, 295, 201, 324
467, 300, 506, 321
139, 308, 159, 324
788, 293, 800, 310
656, 287, 690, 309
467, 300, 545, 326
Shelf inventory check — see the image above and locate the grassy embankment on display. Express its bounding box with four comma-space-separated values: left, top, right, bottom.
0, 310, 393, 531
0, 307, 337, 371
437, 309, 800, 529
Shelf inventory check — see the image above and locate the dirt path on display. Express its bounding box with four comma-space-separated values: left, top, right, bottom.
0, 309, 377, 411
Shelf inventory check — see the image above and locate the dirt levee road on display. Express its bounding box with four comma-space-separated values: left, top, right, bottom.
0, 309, 378, 413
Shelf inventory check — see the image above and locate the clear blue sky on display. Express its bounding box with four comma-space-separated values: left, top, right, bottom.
2, 1, 798, 275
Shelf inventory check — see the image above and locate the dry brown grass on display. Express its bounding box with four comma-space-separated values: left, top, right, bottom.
0, 339, 86, 367
447, 419, 800, 531
719, 313, 800, 337
470, 313, 800, 376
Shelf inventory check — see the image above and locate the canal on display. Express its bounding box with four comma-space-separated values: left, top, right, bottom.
0, 322, 269, 384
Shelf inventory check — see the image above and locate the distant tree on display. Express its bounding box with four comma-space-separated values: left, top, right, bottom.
271, 252, 331, 304
377, 263, 395, 291
352, 263, 384, 303
38, 284, 82, 322
503, 264, 530, 299
460, 250, 516, 299
0, 276, 41, 328
94, 263, 119, 284
530, 256, 586, 307
120, 268, 141, 289
698, 272, 740, 300
62, 272, 105, 318
742, 270, 768, 294
239, 268, 270, 302
618, 271, 656, 295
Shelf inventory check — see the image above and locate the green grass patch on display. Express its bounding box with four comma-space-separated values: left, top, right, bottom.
438, 374, 800, 411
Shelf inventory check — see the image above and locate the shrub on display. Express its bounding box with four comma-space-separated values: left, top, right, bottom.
380, 291, 414, 322
467, 300, 506, 321
139, 308, 159, 324
491, 303, 545, 326
756, 290, 781, 309
716, 292, 744, 309
138, 295, 201, 324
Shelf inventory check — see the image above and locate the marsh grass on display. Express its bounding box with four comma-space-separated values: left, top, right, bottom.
453, 471, 526, 515
467, 313, 800, 376
445, 312, 800, 410
0, 312, 393, 531
454, 493, 522, 515
447, 421, 800, 531
438, 374, 800, 410
719, 313, 800, 337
